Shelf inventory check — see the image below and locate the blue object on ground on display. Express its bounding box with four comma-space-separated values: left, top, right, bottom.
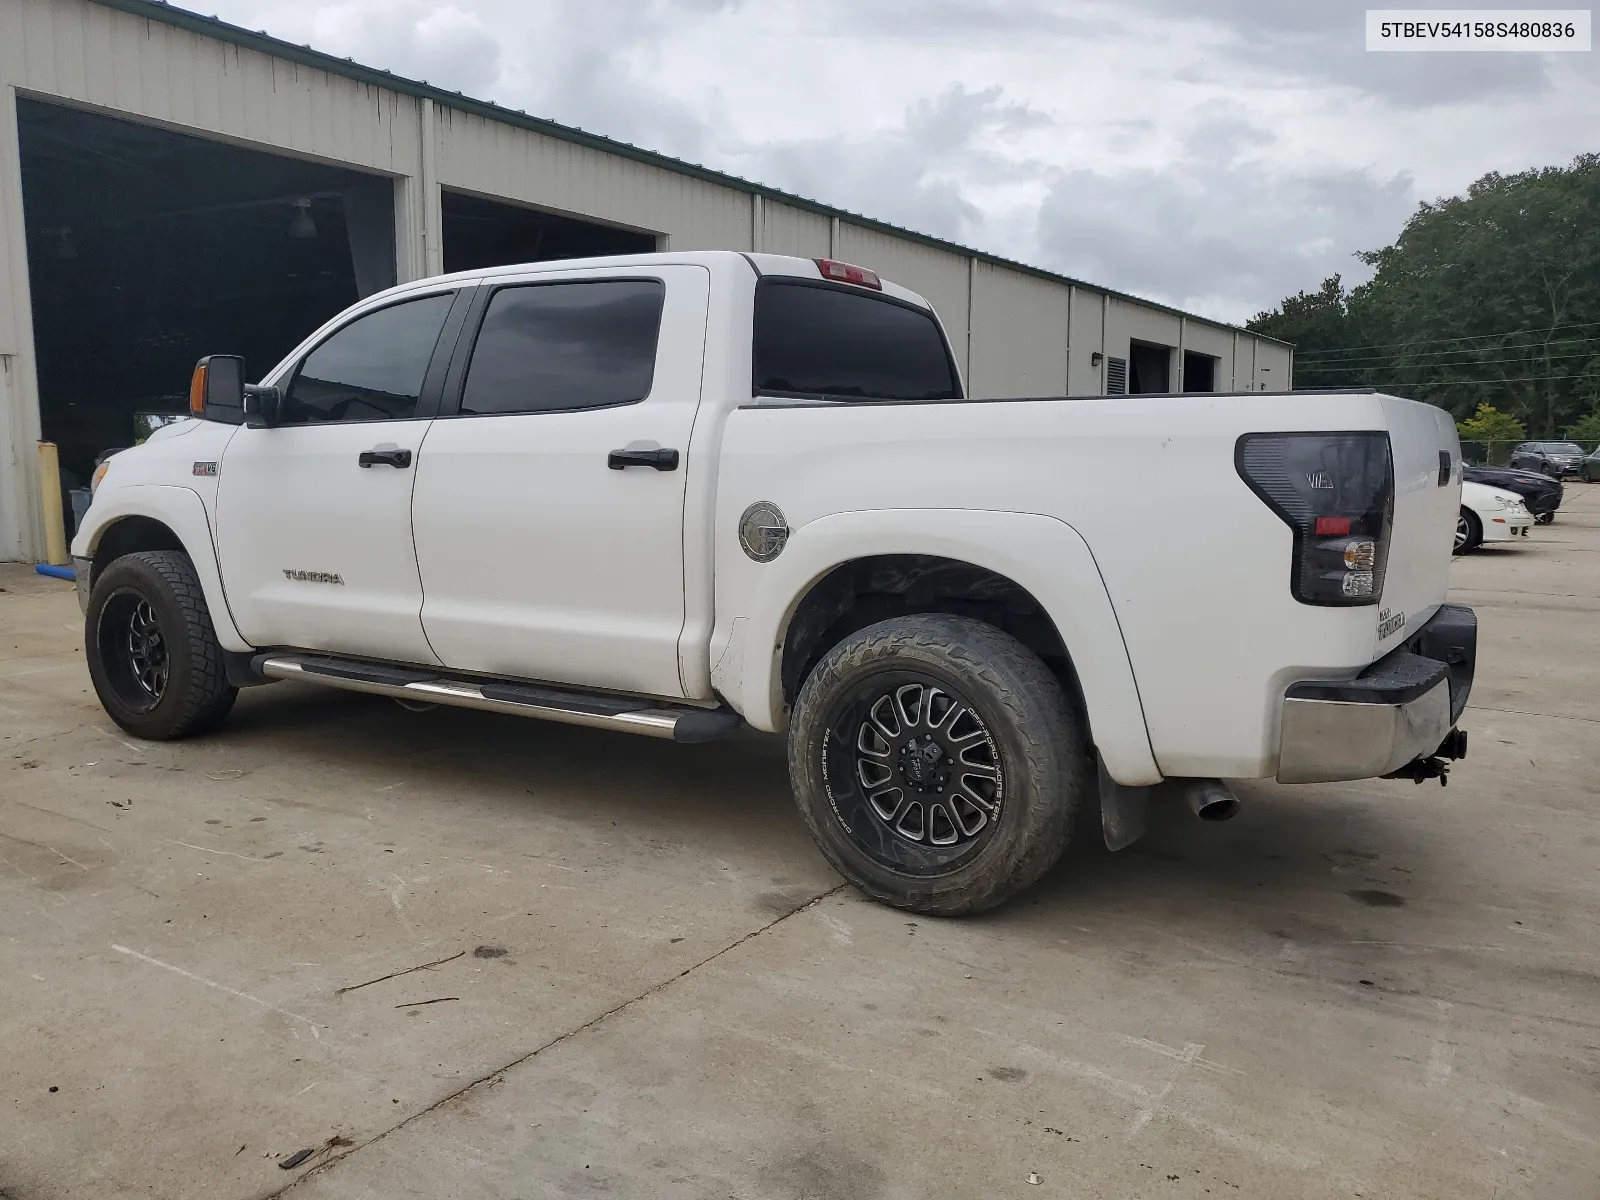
35, 564, 76, 581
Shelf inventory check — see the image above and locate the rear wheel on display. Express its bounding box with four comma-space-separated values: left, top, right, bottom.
787, 614, 1088, 916
1454, 508, 1482, 555
85, 550, 237, 739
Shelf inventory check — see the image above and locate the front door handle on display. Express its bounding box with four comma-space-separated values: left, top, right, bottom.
359, 447, 413, 469
607, 447, 679, 471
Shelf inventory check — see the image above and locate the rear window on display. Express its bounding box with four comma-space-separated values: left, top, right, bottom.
460, 280, 664, 415
753, 280, 960, 402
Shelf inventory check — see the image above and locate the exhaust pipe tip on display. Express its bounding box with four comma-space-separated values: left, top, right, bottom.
1184, 781, 1240, 823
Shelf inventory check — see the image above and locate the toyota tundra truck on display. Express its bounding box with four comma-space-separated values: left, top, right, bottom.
73, 251, 1475, 914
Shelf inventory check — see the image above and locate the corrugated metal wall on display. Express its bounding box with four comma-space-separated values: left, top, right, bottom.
0, 0, 1293, 560
970, 262, 1071, 397
755, 200, 830, 260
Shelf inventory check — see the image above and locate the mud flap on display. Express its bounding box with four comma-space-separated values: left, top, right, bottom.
1097, 755, 1151, 852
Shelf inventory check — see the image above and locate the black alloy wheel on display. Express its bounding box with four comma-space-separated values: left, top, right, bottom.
96, 590, 170, 712
823, 674, 1004, 875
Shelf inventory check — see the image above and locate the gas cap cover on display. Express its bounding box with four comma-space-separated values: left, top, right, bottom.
739, 502, 789, 563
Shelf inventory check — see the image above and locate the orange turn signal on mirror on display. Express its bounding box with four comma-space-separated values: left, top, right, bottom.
189, 360, 208, 416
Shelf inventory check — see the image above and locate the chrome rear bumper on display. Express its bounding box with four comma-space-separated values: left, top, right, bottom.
1277, 605, 1476, 785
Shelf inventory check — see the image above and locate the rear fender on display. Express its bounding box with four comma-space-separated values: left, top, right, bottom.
724, 508, 1162, 786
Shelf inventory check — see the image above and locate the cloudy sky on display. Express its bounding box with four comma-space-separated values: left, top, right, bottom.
201, 0, 1598, 324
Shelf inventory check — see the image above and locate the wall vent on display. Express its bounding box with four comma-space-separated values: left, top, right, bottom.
1105, 356, 1128, 395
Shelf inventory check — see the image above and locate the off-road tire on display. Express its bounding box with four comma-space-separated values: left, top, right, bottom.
788, 614, 1089, 916
85, 550, 237, 739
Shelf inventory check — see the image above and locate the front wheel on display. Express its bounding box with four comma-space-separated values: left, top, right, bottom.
787, 614, 1089, 916
1535, 511, 1554, 526
1454, 508, 1482, 555
85, 550, 237, 739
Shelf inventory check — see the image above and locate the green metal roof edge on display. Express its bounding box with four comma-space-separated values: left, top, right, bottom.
88, 0, 1290, 346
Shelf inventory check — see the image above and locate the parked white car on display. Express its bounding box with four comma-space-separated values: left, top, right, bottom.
74, 251, 1477, 914
1457, 480, 1533, 554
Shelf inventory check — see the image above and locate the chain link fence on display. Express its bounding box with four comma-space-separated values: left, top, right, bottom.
1459, 440, 1521, 466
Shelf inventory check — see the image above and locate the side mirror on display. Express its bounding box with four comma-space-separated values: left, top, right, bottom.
189, 355, 246, 425
242, 384, 283, 429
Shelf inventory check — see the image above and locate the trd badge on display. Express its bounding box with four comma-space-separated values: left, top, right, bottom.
738, 502, 789, 563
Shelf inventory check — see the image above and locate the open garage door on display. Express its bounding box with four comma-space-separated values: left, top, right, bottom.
441, 189, 656, 274
16, 99, 398, 486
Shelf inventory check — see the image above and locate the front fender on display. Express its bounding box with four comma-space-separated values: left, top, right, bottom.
719, 508, 1162, 787
73, 485, 250, 653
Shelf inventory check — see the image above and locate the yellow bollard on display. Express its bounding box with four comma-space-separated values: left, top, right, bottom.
36, 440, 70, 567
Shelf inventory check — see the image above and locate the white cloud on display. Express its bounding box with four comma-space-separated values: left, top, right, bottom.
200, 0, 1599, 323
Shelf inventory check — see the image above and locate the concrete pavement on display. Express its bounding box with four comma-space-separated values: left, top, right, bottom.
3, 486, 1598, 1199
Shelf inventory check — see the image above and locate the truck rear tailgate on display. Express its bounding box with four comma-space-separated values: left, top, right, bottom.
1377, 397, 1462, 652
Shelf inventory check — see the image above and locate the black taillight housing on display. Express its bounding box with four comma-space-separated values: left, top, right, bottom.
1236, 432, 1394, 607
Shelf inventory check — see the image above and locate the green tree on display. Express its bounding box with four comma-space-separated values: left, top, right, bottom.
1567, 412, 1600, 446
1251, 155, 1600, 433
1456, 403, 1525, 465
1247, 276, 1372, 389
1457, 403, 1525, 441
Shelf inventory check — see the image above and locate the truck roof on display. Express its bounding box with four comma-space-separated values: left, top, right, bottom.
382, 251, 937, 312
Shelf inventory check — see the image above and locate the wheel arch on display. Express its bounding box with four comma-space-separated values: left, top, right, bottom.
720, 508, 1161, 786
779, 554, 1083, 718
75, 485, 250, 652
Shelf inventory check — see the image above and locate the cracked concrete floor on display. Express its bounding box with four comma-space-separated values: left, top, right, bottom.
3, 487, 1599, 1199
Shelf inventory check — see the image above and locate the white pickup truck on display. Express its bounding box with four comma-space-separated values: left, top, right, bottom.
73, 251, 1476, 914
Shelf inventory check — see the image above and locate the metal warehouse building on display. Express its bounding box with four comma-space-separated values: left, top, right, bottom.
0, 0, 1293, 562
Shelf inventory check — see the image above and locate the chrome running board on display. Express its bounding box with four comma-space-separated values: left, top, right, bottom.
254, 654, 741, 743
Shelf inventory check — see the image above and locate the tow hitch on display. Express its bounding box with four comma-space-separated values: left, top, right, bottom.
1384, 728, 1468, 787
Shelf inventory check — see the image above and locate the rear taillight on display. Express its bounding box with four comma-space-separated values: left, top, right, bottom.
814, 258, 882, 289
1237, 432, 1393, 607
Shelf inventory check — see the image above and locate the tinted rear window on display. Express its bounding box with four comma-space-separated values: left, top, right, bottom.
753, 280, 960, 401
461, 280, 665, 415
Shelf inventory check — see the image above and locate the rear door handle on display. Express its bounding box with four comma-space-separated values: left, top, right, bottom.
359, 447, 412, 469
607, 447, 679, 471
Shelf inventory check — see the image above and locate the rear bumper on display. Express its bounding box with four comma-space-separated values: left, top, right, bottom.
1277, 604, 1475, 784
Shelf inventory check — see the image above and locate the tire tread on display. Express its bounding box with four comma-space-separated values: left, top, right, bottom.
87, 550, 236, 739
789, 614, 1089, 916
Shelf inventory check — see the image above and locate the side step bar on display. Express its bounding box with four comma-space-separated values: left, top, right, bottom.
254, 654, 742, 744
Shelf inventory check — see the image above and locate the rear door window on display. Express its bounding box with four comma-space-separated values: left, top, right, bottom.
460, 280, 665, 415
753, 280, 961, 401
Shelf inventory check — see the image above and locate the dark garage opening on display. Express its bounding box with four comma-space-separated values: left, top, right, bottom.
1182, 350, 1217, 393
17, 99, 397, 487
1128, 340, 1171, 394
441, 190, 656, 274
